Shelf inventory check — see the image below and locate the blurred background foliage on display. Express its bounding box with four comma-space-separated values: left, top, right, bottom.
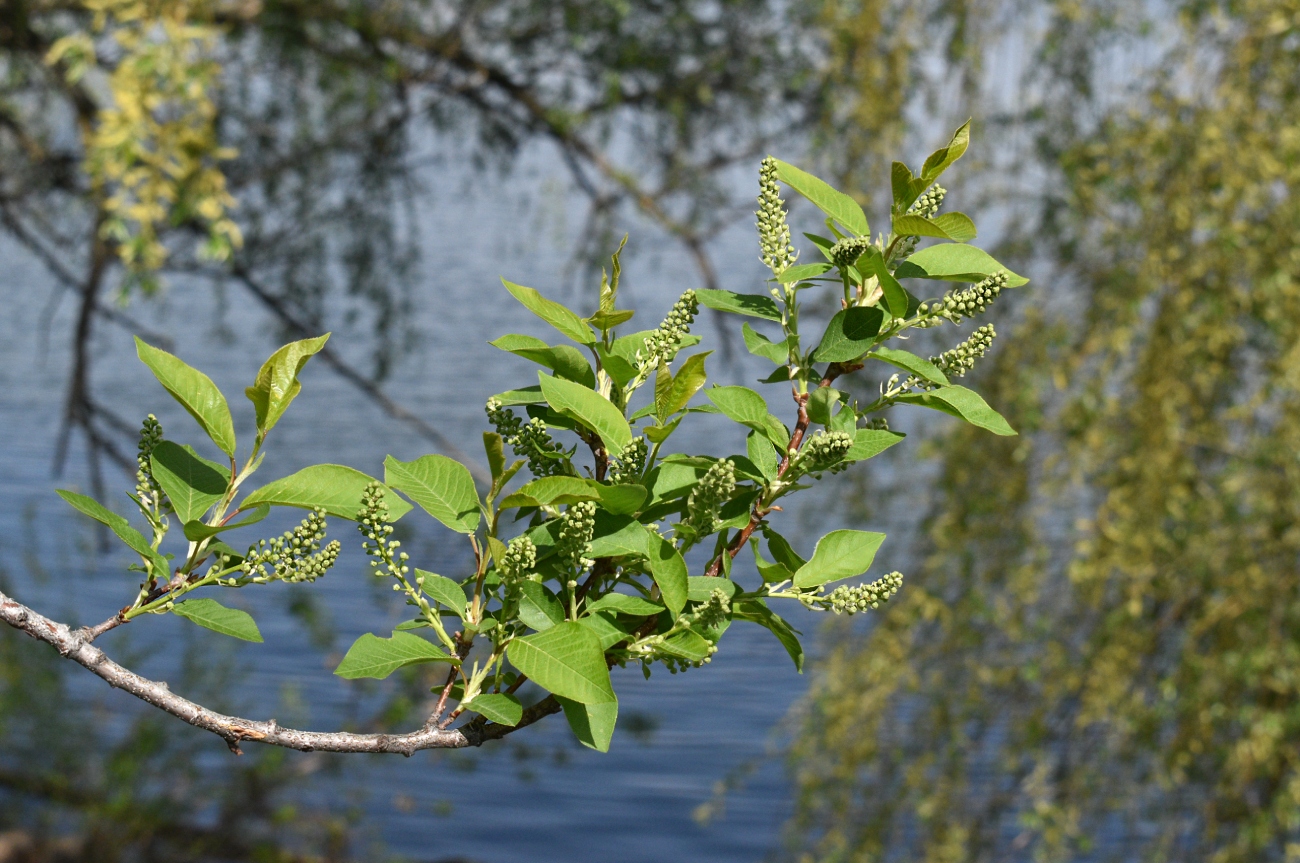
3, 0, 1300, 860
786, 0, 1300, 861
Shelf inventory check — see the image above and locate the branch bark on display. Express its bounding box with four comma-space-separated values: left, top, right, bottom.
0, 587, 558, 755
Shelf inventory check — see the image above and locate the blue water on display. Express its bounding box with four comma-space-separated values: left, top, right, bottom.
0, 153, 825, 861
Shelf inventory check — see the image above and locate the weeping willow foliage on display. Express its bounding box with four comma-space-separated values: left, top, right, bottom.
785, 1, 1300, 860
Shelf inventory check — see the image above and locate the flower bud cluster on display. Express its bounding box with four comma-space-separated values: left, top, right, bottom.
498, 535, 538, 585
757, 157, 798, 277
829, 236, 873, 269
910, 185, 946, 219
919, 271, 1007, 325
486, 399, 571, 477
557, 500, 597, 572
932, 324, 996, 379
688, 587, 732, 631
822, 570, 904, 614
685, 459, 736, 535
357, 482, 409, 579
240, 507, 340, 584
641, 290, 698, 369
891, 185, 947, 263
606, 437, 648, 485
135, 414, 170, 513
865, 417, 890, 431
795, 430, 854, 474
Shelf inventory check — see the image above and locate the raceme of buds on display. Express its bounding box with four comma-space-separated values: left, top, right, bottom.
486, 399, 571, 478
692, 587, 732, 631
910, 184, 946, 219
685, 458, 736, 534
606, 437, 648, 485
822, 570, 904, 615
796, 430, 854, 473
829, 236, 874, 270
891, 184, 948, 264
557, 500, 597, 573
358, 482, 409, 579
499, 535, 538, 585
924, 271, 1008, 323
135, 414, 169, 513
933, 324, 996, 379
641, 290, 698, 369
757, 157, 798, 277
240, 508, 340, 584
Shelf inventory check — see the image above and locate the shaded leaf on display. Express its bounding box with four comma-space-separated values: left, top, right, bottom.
812, 307, 884, 363
587, 593, 664, 616
150, 441, 229, 523
645, 530, 689, 617
742, 323, 791, 364
559, 696, 618, 752
696, 289, 782, 321
732, 599, 803, 672
182, 504, 269, 541
517, 581, 565, 631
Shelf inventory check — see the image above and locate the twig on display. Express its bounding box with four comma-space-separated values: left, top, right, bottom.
0, 587, 559, 755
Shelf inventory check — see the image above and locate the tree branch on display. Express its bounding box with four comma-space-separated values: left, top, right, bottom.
0, 587, 558, 755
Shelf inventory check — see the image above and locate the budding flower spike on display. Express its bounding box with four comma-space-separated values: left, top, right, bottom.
10, 125, 1024, 758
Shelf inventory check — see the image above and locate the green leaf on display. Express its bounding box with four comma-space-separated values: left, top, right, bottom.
334, 631, 454, 679
466, 693, 523, 726
517, 581, 565, 631
597, 484, 648, 516
643, 417, 682, 444
664, 351, 711, 417
501, 279, 596, 346
500, 476, 600, 509
763, 528, 807, 572
931, 212, 978, 242
894, 244, 1028, 286
182, 504, 269, 541
891, 160, 919, 208
491, 385, 546, 406
416, 569, 467, 619
742, 323, 791, 365
507, 622, 616, 705
747, 430, 780, 482
490, 334, 596, 388
695, 289, 782, 321
586, 514, 648, 558
539, 373, 633, 453
654, 361, 673, 422
587, 593, 664, 616
871, 347, 949, 386
862, 250, 910, 318
56, 489, 169, 577
585, 308, 635, 331
812, 307, 884, 363
242, 465, 412, 521
844, 429, 907, 463
895, 385, 1017, 435
244, 334, 330, 434
578, 612, 638, 651
134, 337, 236, 457
732, 599, 803, 672
484, 432, 506, 482
150, 441, 229, 523
687, 576, 740, 602
773, 160, 869, 236
172, 598, 263, 642
595, 346, 638, 386
645, 530, 689, 616
920, 120, 971, 184
706, 385, 768, 426
383, 454, 480, 533
775, 262, 834, 284
806, 387, 843, 426
660, 630, 713, 661
892, 213, 976, 243
559, 696, 618, 752
793, 529, 887, 588
752, 544, 794, 583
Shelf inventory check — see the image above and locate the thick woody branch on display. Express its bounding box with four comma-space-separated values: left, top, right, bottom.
0, 588, 557, 755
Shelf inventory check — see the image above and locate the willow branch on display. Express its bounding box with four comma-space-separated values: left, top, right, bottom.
0, 588, 557, 755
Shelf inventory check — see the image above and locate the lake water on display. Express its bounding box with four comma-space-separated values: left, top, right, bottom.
0, 148, 838, 861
